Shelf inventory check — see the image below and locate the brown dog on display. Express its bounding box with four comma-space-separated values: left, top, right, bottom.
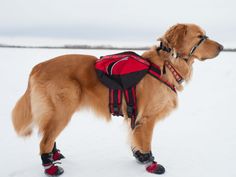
12, 23, 223, 176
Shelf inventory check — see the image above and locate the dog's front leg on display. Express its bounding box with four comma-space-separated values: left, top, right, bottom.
130, 116, 165, 174
131, 116, 156, 153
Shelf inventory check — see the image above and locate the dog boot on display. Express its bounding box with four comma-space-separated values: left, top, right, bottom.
132, 149, 154, 164
52, 142, 65, 162
132, 148, 165, 174
41, 153, 64, 176
146, 161, 165, 174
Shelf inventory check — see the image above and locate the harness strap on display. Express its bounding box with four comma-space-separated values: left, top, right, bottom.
124, 87, 137, 129
148, 63, 177, 93
109, 89, 123, 116
189, 35, 208, 56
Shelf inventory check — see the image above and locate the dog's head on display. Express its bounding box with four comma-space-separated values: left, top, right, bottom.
159, 23, 223, 61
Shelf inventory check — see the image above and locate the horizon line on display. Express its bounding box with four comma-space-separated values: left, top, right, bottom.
0, 43, 234, 52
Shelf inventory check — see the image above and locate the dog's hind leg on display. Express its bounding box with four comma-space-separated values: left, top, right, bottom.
40, 119, 67, 176
31, 79, 81, 176
39, 102, 78, 176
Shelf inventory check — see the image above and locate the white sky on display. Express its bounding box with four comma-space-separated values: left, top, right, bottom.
0, 0, 235, 44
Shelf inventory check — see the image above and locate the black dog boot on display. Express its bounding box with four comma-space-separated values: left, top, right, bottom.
132, 148, 165, 174
52, 142, 65, 162
41, 153, 64, 176
132, 149, 154, 164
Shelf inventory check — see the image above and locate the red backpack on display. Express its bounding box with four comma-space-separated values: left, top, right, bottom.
95, 51, 176, 129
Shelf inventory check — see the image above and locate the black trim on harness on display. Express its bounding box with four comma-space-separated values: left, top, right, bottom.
109, 89, 123, 116
124, 87, 137, 129
149, 65, 162, 76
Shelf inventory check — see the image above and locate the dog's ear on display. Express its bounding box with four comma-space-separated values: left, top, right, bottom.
163, 24, 188, 50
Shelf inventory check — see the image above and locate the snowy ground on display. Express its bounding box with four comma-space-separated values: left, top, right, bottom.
0, 46, 236, 177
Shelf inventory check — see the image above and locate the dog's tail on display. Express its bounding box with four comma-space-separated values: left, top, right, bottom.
12, 84, 33, 137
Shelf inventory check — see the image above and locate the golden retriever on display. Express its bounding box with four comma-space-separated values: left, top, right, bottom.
12, 23, 223, 175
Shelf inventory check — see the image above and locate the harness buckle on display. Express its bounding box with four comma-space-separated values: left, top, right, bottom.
177, 78, 184, 84
127, 105, 134, 118
113, 105, 119, 114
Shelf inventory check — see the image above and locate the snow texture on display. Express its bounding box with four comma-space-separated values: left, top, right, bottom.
0, 47, 235, 177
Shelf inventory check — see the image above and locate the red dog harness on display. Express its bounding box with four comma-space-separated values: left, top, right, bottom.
95, 51, 176, 129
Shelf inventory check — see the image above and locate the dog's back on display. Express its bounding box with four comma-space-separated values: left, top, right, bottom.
12, 54, 110, 144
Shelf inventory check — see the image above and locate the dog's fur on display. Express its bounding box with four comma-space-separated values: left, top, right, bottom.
12, 24, 222, 156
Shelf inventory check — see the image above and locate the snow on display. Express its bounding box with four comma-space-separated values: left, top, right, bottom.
0, 47, 236, 177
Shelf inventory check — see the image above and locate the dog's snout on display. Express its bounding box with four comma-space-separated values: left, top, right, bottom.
218, 43, 224, 51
